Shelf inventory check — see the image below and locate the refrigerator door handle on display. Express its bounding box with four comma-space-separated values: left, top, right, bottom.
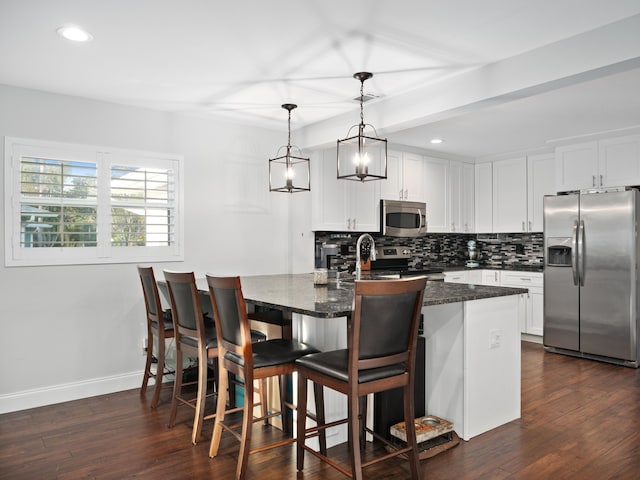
578, 220, 586, 286
572, 220, 579, 286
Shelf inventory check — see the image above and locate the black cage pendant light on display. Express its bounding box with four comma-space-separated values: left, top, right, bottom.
269, 103, 310, 193
337, 72, 387, 182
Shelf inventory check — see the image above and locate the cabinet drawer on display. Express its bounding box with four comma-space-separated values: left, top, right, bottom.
500, 271, 543, 288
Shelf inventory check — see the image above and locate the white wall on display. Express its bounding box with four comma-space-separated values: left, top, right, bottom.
0, 84, 311, 413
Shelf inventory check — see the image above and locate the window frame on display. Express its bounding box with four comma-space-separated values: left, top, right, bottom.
4, 137, 184, 267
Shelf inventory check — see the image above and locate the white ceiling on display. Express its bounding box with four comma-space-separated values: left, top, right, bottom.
1, 0, 640, 158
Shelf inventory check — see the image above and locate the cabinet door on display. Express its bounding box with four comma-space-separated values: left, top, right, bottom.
461, 162, 475, 233
348, 180, 380, 232
423, 156, 449, 232
555, 141, 598, 192
402, 152, 426, 202
492, 157, 527, 233
311, 148, 349, 231
380, 150, 403, 200
528, 290, 544, 336
444, 270, 468, 283
474, 163, 492, 233
527, 153, 556, 232
598, 135, 640, 187
481, 270, 500, 285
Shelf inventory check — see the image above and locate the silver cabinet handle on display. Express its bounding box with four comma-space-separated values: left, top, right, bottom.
352, 218, 356, 230
600, 174, 604, 187
592, 175, 596, 187
494, 272, 498, 282
528, 220, 532, 231
520, 277, 532, 282
522, 221, 525, 231
464, 223, 468, 232
451, 222, 455, 232
347, 218, 352, 230
399, 189, 403, 200
405, 189, 409, 199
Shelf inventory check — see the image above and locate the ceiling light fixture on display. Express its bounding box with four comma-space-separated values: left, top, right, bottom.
337, 72, 387, 182
56, 25, 93, 42
269, 104, 310, 193
430, 138, 444, 144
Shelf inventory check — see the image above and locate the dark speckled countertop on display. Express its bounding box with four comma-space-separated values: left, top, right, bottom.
229, 273, 527, 319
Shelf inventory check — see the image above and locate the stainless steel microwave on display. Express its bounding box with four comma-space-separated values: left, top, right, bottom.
380, 199, 427, 237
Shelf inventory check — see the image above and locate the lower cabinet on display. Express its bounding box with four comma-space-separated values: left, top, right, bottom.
499, 271, 543, 336
444, 269, 543, 337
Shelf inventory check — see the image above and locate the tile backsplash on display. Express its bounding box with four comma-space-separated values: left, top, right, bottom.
314, 232, 544, 271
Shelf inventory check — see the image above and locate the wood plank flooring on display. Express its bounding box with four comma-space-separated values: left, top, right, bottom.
2, 342, 640, 479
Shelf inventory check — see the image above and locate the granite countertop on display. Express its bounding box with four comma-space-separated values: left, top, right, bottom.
237, 273, 527, 319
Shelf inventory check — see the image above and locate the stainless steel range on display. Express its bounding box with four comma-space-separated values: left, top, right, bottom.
370, 245, 445, 281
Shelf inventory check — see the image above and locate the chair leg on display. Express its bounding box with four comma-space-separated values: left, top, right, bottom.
348, 391, 364, 480
403, 383, 422, 480
312, 382, 327, 456
358, 396, 367, 450
236, 373, 254, 480
296, 373, 308, 471
150, 333, 166, 408
209, 364, 229, 458
191, 352, 209, 445
140, 329, 154, 397
168, 348, 183, 428
260, 378, 269, 425
278, 374, 290, 435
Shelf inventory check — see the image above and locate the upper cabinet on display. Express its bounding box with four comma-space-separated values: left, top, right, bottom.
527, 153, 555, 231
311, 147, 380, 232
474, 162, 493, 233
380, 150, 426, 202
492, 157, 528, 233
477, 153, 555, 233
423, 156, 449, 232
450, 160, 475, 233
555, 135, 640, 192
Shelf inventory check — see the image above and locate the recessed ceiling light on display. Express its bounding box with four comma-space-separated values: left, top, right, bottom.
56, 25, 93, 42
430, 138, 444, 144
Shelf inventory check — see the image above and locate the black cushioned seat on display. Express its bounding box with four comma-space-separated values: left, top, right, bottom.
296, 277, 427, 480
225, 338, 318, 369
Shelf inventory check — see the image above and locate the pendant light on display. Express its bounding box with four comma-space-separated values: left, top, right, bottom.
337, 72, 387, 182
269, 103, 310, 193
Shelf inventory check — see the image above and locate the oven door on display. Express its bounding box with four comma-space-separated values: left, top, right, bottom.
381, 200, 427, 237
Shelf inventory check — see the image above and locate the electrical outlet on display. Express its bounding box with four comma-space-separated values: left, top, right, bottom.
142, 337, 148, 355
489, 329, 502, 349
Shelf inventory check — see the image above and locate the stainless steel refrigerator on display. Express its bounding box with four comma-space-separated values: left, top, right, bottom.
543, 188, 639, 367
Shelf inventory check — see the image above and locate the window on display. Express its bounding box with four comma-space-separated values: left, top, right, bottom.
5, 137, 183, 266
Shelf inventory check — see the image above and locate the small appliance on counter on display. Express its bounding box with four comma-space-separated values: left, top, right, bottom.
466, 240, 479, 268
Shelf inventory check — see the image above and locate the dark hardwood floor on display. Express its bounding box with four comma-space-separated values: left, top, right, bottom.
2, 342, 640, 479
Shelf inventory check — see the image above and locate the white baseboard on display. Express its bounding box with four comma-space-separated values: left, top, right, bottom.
0, 371, 143, 414
521, 333, 543, 344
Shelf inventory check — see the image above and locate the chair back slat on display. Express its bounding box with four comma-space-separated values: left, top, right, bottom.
138, 266, 162, 322
206, 275, 251, 357
351, 277, 426, 375
164, 271, 205, 338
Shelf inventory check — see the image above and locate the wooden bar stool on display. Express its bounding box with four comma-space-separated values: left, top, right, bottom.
296, 276, 427, 480
137, 266, 175, 408
206, 275, 324, 480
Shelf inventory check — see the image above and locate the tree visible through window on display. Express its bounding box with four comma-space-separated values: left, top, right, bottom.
5, 137, 183, 266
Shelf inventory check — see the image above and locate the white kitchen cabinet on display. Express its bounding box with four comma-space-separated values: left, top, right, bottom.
481, 269, 500, 285
311, 147, 379, 232
424, 156, 449, 232
381, 150, 425, 202
444, 270, 468, 284
499, 271, 543, 336
527, 153, 556, 232
474, 162, 493, 233
450, 160, 475, 233
556, 135, 640, 192
492, 157, 528, 233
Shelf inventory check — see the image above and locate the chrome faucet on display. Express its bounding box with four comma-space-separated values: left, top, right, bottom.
355, 233, 376, 280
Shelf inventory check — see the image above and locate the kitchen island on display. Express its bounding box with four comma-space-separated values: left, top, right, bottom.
226, 274, 527, 445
